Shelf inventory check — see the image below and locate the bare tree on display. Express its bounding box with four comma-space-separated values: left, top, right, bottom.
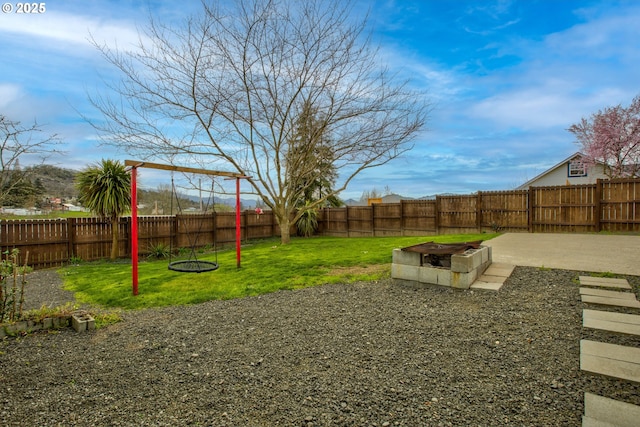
90, 0, 430, 243
0, 115, 62, 206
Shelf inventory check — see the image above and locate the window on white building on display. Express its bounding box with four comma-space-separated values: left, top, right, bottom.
568, 159, 587, 177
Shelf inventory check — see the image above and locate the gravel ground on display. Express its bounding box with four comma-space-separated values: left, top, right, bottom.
1, 266, 639, 426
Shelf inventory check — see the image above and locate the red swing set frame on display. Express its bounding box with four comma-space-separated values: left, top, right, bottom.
125, 160, 249, 296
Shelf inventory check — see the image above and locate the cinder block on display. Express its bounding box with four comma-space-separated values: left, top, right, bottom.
451, 247, 486, 273
451, 270, 478, 289
27, 320, 42, 332
392, 249, 422, 266
451, 254, 474, 273
482, 246, 491, 264
391, 263, 421, 282
420, 266, 451, 286
71, 312, 95, 333
72, 314, 86, 332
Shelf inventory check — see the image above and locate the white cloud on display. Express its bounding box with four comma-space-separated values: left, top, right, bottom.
0, 84, 21, 109
0, 11, 144, 53
461, 3, 640, 131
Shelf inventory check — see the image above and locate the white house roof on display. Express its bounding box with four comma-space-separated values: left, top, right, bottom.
516, 151, 588, 189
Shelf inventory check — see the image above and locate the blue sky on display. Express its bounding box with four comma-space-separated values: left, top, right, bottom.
1, 0, 639, 200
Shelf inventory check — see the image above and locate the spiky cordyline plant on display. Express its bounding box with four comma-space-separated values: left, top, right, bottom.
76, 159, 131, 260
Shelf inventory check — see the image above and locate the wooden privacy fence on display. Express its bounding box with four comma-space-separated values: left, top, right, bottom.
1, 178, 638, 269
317, 178, 640, 236
0, 210, 276, 270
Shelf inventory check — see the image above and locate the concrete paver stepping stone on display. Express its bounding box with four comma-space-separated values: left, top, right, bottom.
487, 261, 514, 270
469, 263, 515, 291
581, 295, 640, 309
582, 392, 640, 427
469, 281, 503, 291
580, 340, 640, 383
583, 309, 640, 336
483, 267, 514, 277
579, 287, 637, 300
579, 276, 631, 289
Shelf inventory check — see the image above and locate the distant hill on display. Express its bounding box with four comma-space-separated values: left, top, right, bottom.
18, 164, 259, 211
24, 164, 78, 199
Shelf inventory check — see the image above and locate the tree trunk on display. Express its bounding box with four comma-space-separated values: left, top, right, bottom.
111, 216, 119, 260
279, 216, 291, 245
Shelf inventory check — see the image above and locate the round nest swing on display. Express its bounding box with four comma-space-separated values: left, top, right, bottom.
168, 260, 219, 273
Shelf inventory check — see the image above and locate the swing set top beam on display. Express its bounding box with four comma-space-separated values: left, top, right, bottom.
125, 160, 247, 178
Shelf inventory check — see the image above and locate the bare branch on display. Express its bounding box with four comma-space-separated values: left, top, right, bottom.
0, 115, 64, 206
88, 0, 430, 243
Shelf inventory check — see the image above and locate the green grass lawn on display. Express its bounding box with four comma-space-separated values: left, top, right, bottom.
60, 233, 498, 309
0, 211, 91, 220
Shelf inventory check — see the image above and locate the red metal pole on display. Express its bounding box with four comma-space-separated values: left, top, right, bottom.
236, 177, 241, 269
131, 167, 139, 295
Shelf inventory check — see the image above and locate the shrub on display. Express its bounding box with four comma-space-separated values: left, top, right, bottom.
147, 242, 171, 259
296, 205, 318, 237
0, 249, 29, 323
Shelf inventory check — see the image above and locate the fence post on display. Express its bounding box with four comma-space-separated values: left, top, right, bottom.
67, 217, 76, 261
476, 192, 482, 232
242, 210, 247, 241
371, 204, 375, 236
172, 214, 179, 251
400, 200, 405, 236
527, 188, 533, 233
434, 196, 440, 234
595, 179, 602, 232
346, 205, 350, 237
211, 212, 217, 248
123, 217, 131, 258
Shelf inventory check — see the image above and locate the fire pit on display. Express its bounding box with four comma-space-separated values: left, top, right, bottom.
391, 240, 491, 289
401, 241, 483, 268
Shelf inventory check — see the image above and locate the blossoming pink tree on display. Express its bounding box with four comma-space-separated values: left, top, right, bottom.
568, 94, 640, 178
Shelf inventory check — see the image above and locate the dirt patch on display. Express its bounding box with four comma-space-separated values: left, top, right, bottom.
327, 264, 389, 277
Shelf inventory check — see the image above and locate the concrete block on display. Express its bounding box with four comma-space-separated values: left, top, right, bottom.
27, 320, 42, 332
72, 312, 95, 333
3, 321, 26, 336
51, 316, 71, 329
472, 251, 483, 270
451, 270, 477, 289
479, 260, 491, 276
451, 247, 487, 273
391, 263, 421, 282
451, 254, 474, 273
392, 249, 422, 266
72, 315, 86, 332
482, 246, 490, 264
419, 266, 451, 286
